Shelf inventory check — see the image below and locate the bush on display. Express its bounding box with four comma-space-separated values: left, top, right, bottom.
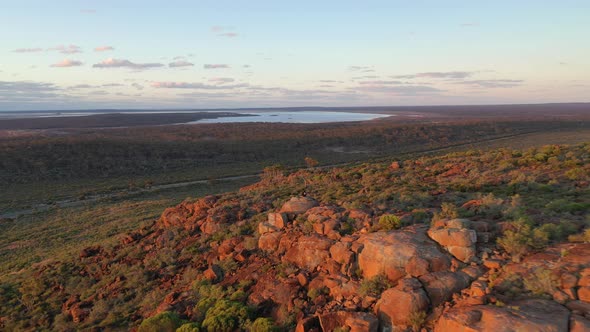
249, 317, 277, 332
565, 168, 587, 181
378, 214, 403, 231
568, 229, 590, 243
138, 311, 183, 332
307, 286, 329, 301
201, 300, 250, 332
433, 202, 458, 221
359, 274, 392, 297
524, 268, 557, 297
408, 310, 427, 332
177, 322, 200, 332
497, 219, 549, 262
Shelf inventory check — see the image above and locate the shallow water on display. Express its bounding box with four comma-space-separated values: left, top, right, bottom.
189, 111, 391, 124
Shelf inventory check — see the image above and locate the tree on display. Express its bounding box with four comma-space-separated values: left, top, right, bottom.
304, 156, 319, 168
138, 311, 182, 332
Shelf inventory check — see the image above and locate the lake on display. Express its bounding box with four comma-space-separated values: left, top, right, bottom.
189, 111, 391, 124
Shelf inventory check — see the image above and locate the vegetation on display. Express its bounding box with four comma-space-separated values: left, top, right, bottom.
2, 118, 588, 212
523, 268, 558, 297
138, 311, 183, 332
0, 135, 588, 330
408, 310, 428, 332
359, 274, 393, 297
377, 214, 403, 231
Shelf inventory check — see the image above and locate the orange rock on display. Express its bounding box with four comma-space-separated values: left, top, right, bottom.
483, 259, 503, 270
419, 271, 471, 307
204, 264, 223, 283
578, 274, 590, 287
283, 235, 332, 270
297, 273, 308, 287
280, 196, 319, 214
469, 280, 487, 297
318, 311, 378, 332
578, 286, 590, 302
330, 242, 354, 266
267, 212, 288, 229
570, 315, 590, 332
376, 278, 429, 329
258, 231, 283, 252
428, 220, 477, 263
434, 299, 569, 332
357, 226, 451, 283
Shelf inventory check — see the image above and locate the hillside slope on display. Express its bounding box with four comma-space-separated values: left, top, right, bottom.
1, 143, 589, 331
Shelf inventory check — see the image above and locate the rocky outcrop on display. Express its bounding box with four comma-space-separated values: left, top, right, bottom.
281, 196, 319, 215
317, 311, 378, 332
358, 226, 451, 282
283, 235, 333, 270
376, 278, 429, 329
62, 295, 92, 324
428, 219, 477, 263
419, 271, 472, 307
434, 299, 570, 332
258, 212, 289, 234
158, 195, 217, 231
258, 231, 283, 252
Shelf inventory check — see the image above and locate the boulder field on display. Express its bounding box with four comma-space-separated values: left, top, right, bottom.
248, 196, 590, 331
68, 194, 590, 332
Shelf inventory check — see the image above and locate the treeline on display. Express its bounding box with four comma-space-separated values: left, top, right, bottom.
1, 119, 587, 185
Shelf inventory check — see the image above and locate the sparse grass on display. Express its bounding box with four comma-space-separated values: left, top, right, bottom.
359, 274, 392, 297
409, 310, 428, 332
524, 268, 557, 297
0, 178, 254, 277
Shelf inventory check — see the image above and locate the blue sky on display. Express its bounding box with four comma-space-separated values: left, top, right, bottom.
0, 0, 588, 110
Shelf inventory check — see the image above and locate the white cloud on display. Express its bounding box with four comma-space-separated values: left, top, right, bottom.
204, 64, 230, 69
169, 60, 194, 68
93, 58, 164, 69
208, 77, 235, 84
454, 79, 523, 88
393, 71, 473, 79
12, 48, 43, 53
48, 45, 82, 54
50, 59, 83, 68
152, 81, 248, 89
94, 46, 114, 52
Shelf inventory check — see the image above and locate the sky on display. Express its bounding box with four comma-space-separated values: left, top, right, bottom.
0, 0, 589, 111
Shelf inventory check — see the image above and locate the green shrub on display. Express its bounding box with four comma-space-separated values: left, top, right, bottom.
410, 210, 430, 224
333, 327, 351, 332
249, 317, 277, 332
524, 268, 557, 297
138, 311, 182, 332
359, 274, 392, 297
307, 286, 329, 301
408, 310, 427, 332
176, 322, 200, 332
378, 214, 403, 231
497, 219, 549, 262
568, 229, 590, 243
433, 202, 458, 220
538, 222, 579, 242
565, 168, 587, 181
202, 300, 251, 332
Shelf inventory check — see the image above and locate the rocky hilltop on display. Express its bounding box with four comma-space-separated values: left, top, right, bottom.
1, 143, 589, 331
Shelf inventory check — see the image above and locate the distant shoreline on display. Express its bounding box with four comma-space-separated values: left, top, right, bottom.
0, 112, 246, 130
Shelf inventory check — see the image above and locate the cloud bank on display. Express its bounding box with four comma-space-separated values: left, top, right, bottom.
93, 58, 164, 69
51, 59, 83, 68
